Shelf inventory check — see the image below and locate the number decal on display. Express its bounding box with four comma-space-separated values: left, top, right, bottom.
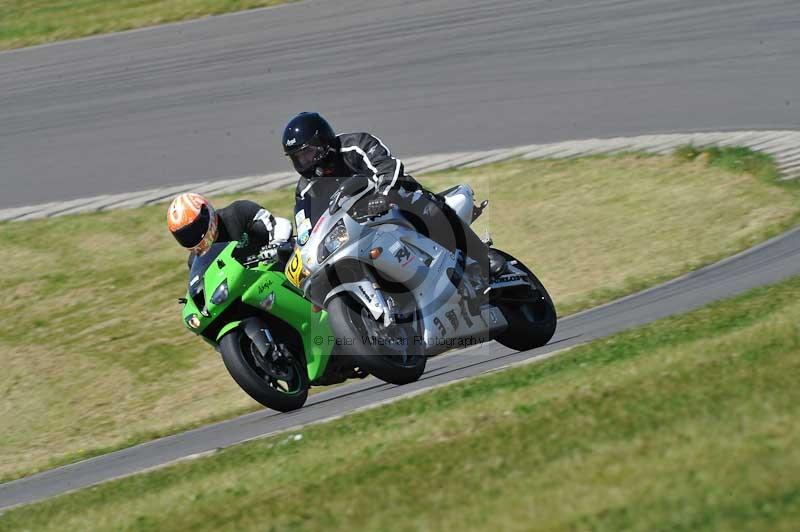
285, 248, 304, 288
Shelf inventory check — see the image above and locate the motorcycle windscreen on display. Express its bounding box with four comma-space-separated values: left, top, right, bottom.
294, 177, 348, 246
188, 242, 229, 290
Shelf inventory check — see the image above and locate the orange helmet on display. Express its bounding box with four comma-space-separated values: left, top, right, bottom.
167, 193, 218, 255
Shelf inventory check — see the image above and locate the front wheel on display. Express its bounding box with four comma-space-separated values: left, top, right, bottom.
327, 296, 426, 385
219, 328, 309, 412
492, 250, 557, 351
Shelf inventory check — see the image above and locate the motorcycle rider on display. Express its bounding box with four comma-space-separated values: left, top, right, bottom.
167, 192, 292, 265
281, 112, 506, 279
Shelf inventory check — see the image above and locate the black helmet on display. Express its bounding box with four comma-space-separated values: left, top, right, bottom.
282, 112, 337, 175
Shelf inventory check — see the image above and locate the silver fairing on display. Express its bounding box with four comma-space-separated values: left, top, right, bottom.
296, 184, 525, 353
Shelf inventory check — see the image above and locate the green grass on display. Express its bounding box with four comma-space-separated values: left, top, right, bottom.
0, 0, 294, 51
674, 145, 783, 184
3, 273, 799, 531
1, 148, 798, 482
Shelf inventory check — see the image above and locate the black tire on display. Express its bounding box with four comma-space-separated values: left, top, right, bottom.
219, 328, 308, 412
492, 250, 557, 351
326, 296, 426, 385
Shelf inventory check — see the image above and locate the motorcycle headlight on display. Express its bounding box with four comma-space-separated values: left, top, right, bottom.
210, 280, 229, 305
318, 220, 349, 262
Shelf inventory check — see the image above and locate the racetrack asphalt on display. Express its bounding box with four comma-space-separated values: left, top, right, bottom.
1, 0, 799, 208
2, 224, 799, 511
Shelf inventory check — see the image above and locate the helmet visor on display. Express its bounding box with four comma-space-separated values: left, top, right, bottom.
290, 144, 325, 173
172, 205, 211, 248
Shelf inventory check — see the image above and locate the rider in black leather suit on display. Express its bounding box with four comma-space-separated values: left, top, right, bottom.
282, 112, 505, 277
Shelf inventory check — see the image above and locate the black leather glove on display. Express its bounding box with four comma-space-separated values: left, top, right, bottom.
276, 240, 294, 263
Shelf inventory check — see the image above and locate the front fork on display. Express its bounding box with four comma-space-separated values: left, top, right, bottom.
241, 318, 292, 377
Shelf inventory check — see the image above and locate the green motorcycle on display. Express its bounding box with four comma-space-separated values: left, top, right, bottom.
180, 241, 363, 412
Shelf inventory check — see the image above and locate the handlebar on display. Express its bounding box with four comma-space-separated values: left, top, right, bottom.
242, 240, 294, 267
328, 176, 376, 215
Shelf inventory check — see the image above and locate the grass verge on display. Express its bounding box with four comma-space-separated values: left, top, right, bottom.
0, 0, 294, 51
3, 273, 799, 530
0, 148, 797, 482
674, 145, 783, 184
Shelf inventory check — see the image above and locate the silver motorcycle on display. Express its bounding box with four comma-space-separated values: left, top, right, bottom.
285, 176, 557, 385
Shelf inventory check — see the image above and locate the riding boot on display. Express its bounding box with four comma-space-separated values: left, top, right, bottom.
487, 249, 507, 278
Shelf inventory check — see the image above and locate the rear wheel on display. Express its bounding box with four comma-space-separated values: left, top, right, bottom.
492, 250, 557, 351
219, 328, 308, 412
327, 296, 426, 385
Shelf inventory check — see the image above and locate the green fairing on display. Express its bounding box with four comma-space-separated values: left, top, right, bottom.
180, 242, 333, 382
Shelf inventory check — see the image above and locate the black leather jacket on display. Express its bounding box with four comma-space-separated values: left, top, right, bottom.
295, 132, 421, 201
187, 200, 275, 267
